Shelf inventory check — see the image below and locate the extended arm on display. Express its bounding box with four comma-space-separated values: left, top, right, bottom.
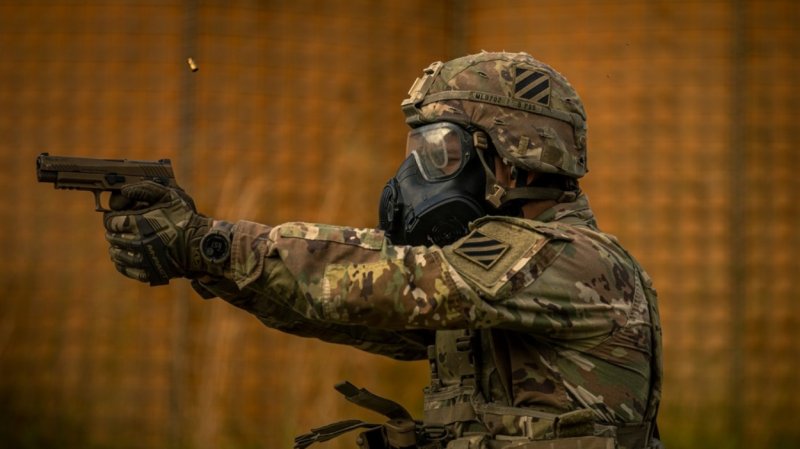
102, 183, 630, 352
212, 218, 630, 340
194, 270, 433, 361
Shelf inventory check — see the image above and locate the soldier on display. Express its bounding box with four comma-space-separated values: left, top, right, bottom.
103, 52, 663, 449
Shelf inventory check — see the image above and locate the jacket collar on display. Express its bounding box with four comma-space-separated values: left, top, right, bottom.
532, 193, 598, 228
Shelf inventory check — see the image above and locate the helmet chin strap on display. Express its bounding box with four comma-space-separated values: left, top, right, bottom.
472, 131, 578, 210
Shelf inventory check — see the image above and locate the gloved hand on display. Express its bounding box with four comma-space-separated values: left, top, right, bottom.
103, 181, 213, 285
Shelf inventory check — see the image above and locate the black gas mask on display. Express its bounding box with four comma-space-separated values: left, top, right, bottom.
379, 122, 487, 247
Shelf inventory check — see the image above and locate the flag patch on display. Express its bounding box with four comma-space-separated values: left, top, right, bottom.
453, 230, 510, 270
514, 67, 550, 106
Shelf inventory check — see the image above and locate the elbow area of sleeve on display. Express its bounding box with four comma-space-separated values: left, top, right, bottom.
316, 247, 488, 330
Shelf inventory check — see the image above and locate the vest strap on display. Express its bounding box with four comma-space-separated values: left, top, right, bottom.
335, 381, 413, 420
293, 419, 381, 449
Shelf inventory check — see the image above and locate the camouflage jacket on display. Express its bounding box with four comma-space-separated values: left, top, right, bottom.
196, 194, 662, 428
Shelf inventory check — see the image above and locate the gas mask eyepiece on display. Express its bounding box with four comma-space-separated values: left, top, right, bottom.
379, 122, 486, 247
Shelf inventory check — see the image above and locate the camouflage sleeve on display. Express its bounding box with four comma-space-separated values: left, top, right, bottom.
221, 218, 631, 341
196, 272, 433, 360
224, 220, 487, 330
194, 236, 433, 360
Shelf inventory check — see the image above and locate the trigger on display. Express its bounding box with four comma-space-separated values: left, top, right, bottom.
93, 191, 110, 212
108, 192, 135, 211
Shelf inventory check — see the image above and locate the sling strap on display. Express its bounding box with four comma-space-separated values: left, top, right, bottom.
294, 419, 381, 449
294, 382, 420, 449
335, 381, 413, 421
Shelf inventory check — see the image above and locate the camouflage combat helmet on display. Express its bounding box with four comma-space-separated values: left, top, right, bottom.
401, 52, 588, 206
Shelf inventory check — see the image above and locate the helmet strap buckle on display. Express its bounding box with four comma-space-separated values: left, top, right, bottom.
472, 131, 489, 150
486, 184, 506, 208
556, 190, 579, 203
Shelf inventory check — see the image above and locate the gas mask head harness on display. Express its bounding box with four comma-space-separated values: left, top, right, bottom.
379, 121, 487, 247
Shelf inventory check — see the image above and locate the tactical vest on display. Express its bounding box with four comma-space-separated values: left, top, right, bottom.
296, 326, 661, 449
419, 328, 661, 449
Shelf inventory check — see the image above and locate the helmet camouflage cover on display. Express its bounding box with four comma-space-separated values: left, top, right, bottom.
402, 52, 588, 179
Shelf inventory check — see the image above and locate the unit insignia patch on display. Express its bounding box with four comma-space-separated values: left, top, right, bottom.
452, 230, 510, 270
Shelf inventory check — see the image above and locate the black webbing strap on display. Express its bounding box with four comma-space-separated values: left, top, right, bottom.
293, 419, 380, 449
335, 381, 413, 420
294, 382, 416, 449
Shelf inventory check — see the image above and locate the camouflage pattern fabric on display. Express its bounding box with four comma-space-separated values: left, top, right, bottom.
403, 52, 589, 179
196, 194, 661, 432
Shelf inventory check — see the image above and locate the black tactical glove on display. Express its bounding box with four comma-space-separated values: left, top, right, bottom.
104, 181, 223, 285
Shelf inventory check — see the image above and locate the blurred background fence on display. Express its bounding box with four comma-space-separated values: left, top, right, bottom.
1, 1, 798, 448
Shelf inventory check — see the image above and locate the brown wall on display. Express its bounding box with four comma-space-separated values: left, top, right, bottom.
1, 1, 798, 448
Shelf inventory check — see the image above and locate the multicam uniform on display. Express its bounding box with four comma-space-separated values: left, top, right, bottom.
99, 52, 662, 448
195, 194, 662, 449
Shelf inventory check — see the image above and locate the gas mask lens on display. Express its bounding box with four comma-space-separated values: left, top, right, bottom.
406, 122, 471, 181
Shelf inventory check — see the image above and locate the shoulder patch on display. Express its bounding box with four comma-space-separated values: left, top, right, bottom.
453, 230, 510, 270
443, 219, 552, 299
